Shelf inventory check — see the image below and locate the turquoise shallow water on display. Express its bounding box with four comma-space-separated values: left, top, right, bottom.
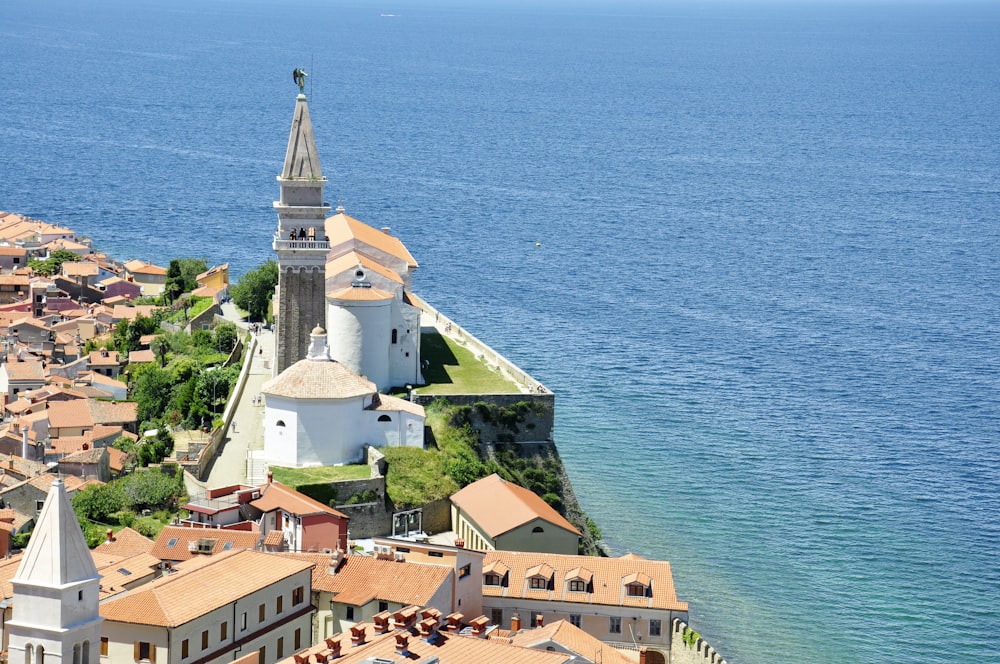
2, 1, 999, 661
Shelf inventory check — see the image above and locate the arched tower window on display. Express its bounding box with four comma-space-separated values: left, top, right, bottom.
73, 643, 81, 664
83, 641, 90, 664
391, 329, 398, 344
36, 644, 44, 664
25, 643, 32, 664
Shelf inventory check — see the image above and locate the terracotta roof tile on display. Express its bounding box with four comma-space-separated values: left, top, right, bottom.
279, 624, 569, 664
100, 550, 313, 627
262, 358, 375, 400
325, 213, 418, 269
151, 525, 261, 561
97, 526, 156, 557
482, 550, 688, 612
251, 480, 349, 519
451, 474, 580, 538
504, 619, 634, 664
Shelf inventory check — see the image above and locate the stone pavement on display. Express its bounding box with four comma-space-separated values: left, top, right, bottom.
186, 304, 274, 493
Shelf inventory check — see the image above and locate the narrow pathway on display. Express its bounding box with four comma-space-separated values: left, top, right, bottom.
183, 304, 274, 494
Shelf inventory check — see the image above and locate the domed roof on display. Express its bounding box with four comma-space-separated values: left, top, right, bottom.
262, 359, 375, 400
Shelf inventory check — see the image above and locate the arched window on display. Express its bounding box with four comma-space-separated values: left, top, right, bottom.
73, 643, 80, 664
532, 526, 544, 533
36, 644, 44, 664
378, 415, 392, 423
25, 643, 32, 664
276, 420, 286, 427
391, 329, 398, 344
82, 641, 90, 664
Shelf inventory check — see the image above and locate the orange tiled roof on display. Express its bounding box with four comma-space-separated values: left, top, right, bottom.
325, 212, 418, 269
251, 480, 349, 519
503, 619, 634, 664
280, 552, 451, 606
96, 526, 155, 557
262, 358, 375, 400
451, 474, 580, 538
326, 251, 404, 285
327, 285, 394, 302
482, 550, 688, 612
3, 361, 45, 381
100, 550, 313, 627
151, 525, 261, 561
278, 621, 569, 664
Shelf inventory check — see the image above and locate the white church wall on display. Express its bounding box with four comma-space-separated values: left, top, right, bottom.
295, 399, 369, 466
328, 298, 392, 391
388, 302, 422, 388
263, 400, 300, 467
326, 304, 365, 377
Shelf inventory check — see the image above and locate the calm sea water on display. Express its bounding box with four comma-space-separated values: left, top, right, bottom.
3, 1, 999, 661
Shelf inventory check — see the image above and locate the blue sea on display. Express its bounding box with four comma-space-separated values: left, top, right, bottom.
2, 1, 998, 661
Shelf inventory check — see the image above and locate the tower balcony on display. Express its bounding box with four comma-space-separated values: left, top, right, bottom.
273, 238, 330, 252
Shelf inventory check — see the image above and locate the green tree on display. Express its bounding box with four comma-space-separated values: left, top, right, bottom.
163, 258, 208, 303
132, 364, 174, 422
72, 483, 126, 522
214, 321, 238, 353
230, 260, 278, 322
28, 249, 80, 276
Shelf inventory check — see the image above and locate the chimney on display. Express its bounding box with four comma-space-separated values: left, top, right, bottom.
349, 625, 366, 647
328, 549, 344, 575
373, 612, 392, 634
21, 426, 28, 459
394, 633, 409, 657
292, 655, 307, 664
445, 612, 464, 632
381, 227, 391, 235
325, 639, 342, 659
535, 614, 544, 628
469, 615, 490, 638
267, 471, 273, 484
454, 538, 465, 549
106, 529, 115, 542
510, 613, 521, 632
417, 617, 438, 641
639, 647, 648, 664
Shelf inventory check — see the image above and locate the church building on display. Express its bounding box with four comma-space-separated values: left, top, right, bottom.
261, 327, 424, 467
263, 92, 426, 470
271, 92, 422, 392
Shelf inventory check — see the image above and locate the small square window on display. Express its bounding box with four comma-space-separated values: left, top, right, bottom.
609, 617, 622, 634
182, 640, 189, 659
570, 614, 581, 628
649, 619, 662, 637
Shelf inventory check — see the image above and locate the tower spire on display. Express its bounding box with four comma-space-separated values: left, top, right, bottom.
273, 93, 332, 375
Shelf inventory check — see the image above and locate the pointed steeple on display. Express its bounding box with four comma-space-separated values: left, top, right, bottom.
14, 478, 98, 586
7, 478, 102, 664
281, 94, 323, 180
273, 93, 332, 376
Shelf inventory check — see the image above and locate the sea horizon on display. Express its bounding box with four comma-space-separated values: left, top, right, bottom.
3, 1, 999, 662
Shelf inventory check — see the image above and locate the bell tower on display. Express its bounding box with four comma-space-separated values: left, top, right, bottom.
273, 92, 331, 374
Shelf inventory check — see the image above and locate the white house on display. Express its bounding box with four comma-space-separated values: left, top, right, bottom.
261, 327, 424, 468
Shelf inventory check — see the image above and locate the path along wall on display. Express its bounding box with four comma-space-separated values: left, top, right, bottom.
670, 619, 728, 664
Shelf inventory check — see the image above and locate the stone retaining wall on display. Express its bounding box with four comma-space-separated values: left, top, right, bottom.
670, 619, 727, 664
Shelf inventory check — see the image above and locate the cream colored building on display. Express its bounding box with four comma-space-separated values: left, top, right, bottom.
480, 550, 689, 664
450, 473, 581, 555
100, 550, 314, 664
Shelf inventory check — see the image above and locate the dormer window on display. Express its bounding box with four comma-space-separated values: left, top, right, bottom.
565, 567, 593, 593
484, 573, 502, 586
529, 576, 547, 590
622, 571, 652, 598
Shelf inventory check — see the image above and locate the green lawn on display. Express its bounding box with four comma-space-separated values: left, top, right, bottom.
270, 464, 371, 486
416, 331, 521, 395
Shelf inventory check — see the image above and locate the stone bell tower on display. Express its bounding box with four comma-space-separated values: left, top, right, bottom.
273, 93, 331, 374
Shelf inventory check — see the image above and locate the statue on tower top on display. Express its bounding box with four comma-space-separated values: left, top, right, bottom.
293, 68, 308, 93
